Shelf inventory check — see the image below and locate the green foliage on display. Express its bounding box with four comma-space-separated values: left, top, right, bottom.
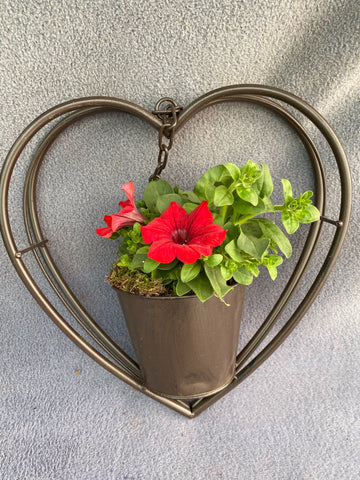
143, 258, 160, 273
250, 218, 292, 258
205, 254, 223, 267
175, 280, 192, 296
181, 261, 201, 283
156, 194, 185, 213
194, 165, 226, 201
237, 229, 270, 259
281, 180, 320, 234
186, 273, 214, 302
232, 267, 253, 285
143, 179, 174, 213
204, 264, 232, 298
259, 163, 273, 197
213, 185, 234, 206
105, 160, 320, 303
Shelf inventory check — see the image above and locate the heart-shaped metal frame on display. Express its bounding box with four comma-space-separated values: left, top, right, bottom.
0, 85, 352, 418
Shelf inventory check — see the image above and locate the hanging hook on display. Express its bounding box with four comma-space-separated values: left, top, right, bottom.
149, 98, 182, 181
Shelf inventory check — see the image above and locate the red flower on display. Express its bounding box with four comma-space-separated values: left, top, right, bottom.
96, 181, 146, 238
141, 201, 227, 264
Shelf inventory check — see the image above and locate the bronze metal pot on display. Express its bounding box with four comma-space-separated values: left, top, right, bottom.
115, 285, 246, 399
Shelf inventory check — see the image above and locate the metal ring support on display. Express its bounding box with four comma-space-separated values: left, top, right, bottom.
0, 86, 352, 418
22, 97, 325, 417
24, 107, 142, 380
1, 99, 192, 417
26, 97, 326, 386
176, 86, 351, 415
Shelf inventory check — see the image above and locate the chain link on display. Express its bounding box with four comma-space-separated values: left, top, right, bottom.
149, 98, 182, 182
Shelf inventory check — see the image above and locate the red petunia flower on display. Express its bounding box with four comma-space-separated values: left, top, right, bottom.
96, 181, 146, 238
141, 201, 227, 264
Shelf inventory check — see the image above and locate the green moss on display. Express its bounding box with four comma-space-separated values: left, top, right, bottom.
107, 265, 168, 297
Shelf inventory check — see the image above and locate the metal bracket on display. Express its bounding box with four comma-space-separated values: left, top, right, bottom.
15, 240, 48, 258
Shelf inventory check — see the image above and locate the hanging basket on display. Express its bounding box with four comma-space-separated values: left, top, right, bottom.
116, 285, 246, 399
0, 85, 352, 418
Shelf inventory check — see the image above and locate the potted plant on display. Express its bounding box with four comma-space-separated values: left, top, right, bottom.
97, 160, 320, 399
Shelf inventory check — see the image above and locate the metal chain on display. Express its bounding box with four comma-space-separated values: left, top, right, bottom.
149, 98, 182, 182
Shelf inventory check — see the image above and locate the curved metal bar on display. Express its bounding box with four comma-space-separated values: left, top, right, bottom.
0, 88, 351, 418
177, 85, 351, 229
180, 94, 327, 370
26, 96, 327, 395
193, 94, 327, 206
186, 86, 351, 417
2, 99, 160, 379
1, 97, 161, 259
23, 107, 142, 379
0, 98, 193, 417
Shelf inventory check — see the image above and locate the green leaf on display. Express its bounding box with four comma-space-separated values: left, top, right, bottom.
204, 184, 216, 202
281, 210, 300, 234
205, 254, 223, 267
239, 160, 262, 182
181, 190, 201, 203
109, 230, 122, 240
180, 261, 201, 283
296, 205, 320, 223
117, 254, 131, 267
241, 223, 262, 238
131, 253, 148, 269
186, 273, 214, 302
182, 202, 199, 213
233, 196, 274, 216
224, 163, 240, 181
152, 266, 179, 281
250, 218, 292, 258
259, 163, 273, 197
135, 245, 150, 254
143, 179, 174, 212
213, 213, 226, 227
213, 185, 234, 206
194, 165, 226, 201
281, 178, 293, 203
224, 222, 239, 239
304, 190, 314, 201
245, 262, 260, 277
132, 222, 141, 234
225, 239, 245, 263
267, 266, 278, 280
253, 171, 264, 195
175, 280, 192, 296
236, 186, 259, 206
143, 258, 160, 273
232, 267, 253, 285
263, 254, 283, 280
204, 264, 232, 298
156, 194, 185, 213
220, 264, 234, 281
158, 259, 178, 270
237, 160, 263, 196
237, 229, 270, 259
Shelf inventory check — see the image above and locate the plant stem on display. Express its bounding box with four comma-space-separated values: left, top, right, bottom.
221, 205, 228, 221
236, 214, 255, 225
235, 205, 285, 225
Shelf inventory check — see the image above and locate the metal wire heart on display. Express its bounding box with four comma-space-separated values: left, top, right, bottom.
0, 85, 351, 417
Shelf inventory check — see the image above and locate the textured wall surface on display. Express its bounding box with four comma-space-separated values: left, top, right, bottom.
1, 1, 359, 479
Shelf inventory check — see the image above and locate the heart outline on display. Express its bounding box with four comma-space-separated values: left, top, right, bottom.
0, 86, 351, 417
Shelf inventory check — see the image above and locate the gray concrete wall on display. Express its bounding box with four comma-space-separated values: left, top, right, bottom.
1, 1, 359, 478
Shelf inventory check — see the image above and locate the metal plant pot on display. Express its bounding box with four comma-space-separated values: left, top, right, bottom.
115, 285, 246, 399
